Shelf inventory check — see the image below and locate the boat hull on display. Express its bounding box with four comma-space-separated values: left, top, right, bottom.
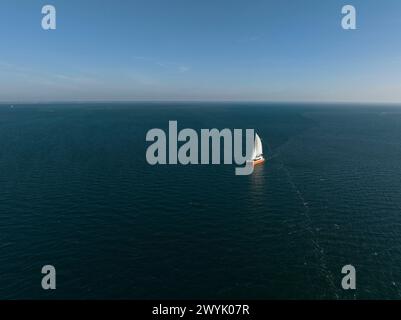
253, 157, 265, 166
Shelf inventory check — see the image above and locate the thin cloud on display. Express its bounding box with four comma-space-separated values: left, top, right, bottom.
133, 56, 191, 73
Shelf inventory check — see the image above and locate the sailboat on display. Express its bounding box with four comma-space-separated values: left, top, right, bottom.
251, 133, 265, 165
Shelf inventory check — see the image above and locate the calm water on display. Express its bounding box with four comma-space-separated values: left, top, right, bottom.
1, 103, 401, 299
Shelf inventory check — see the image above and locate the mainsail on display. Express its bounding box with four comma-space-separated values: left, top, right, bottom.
255, 133, 263, 157
251, 133, 263, 159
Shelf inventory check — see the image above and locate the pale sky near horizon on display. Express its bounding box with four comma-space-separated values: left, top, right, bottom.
1, 0, 401, 103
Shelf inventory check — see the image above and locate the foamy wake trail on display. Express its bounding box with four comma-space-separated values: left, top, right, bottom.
267, 141, 339, 298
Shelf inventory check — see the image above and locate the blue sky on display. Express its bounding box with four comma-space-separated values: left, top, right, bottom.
1, 0, 401, 102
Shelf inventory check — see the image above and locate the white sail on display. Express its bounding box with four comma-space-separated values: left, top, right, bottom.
250, 133, 263, 160
255, 133, 263, 157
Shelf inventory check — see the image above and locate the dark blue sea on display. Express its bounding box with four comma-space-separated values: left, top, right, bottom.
1, 102, 401, 299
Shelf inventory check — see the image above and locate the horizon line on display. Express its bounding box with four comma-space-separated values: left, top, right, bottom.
1, 99, 401, 105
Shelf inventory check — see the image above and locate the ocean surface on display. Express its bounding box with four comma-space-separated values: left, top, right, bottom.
1, 102, 401, 299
